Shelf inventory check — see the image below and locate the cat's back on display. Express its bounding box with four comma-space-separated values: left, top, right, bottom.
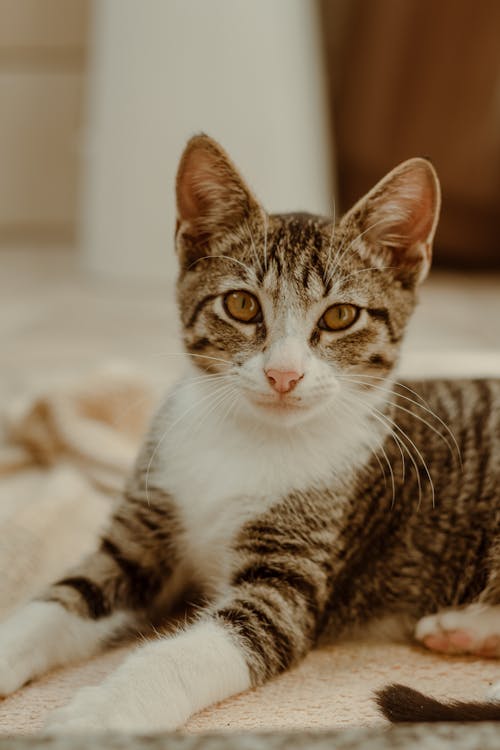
385, 376, 500, 511
400, 376, 500, 452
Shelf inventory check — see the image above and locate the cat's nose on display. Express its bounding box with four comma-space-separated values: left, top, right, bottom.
265, 369, 304, 394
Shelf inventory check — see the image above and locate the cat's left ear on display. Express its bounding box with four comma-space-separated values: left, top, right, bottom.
175, 134, 262, 267
342, 158, 441, 285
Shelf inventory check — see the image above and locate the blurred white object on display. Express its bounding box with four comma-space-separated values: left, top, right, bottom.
80, 0, 334, 283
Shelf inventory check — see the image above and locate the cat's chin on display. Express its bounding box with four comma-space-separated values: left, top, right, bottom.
243, 395, 324, 427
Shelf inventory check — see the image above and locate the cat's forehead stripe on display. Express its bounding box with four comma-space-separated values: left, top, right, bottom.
262, 215, 333, 300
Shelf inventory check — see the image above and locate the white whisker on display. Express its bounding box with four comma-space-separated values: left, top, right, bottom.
327, 218, 388, 286
191, 383, 239, 436
340, 385, 425, 507
372, 404, 434, 509
337, 395, 397, 504
152, 351, 231, 367
334, 265, 398, 287
337, 374, 461, 466
187, 254, 255, 278
144, 381, 235, 505
323, 195, 337, 284
262, 212, 269, 272
245, 220, 264, 277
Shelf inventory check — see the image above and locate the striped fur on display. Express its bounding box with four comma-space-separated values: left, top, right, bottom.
0, 136, 498, 731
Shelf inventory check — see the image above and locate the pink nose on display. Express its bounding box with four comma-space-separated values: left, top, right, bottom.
265, 369, 304, 394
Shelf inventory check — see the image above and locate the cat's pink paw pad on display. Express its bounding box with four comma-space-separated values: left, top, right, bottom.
422, 629, 473, 653
415, 607, 500, 657
477, 635, 500, 657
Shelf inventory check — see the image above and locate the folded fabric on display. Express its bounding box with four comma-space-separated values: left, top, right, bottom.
0, 364, 162, 617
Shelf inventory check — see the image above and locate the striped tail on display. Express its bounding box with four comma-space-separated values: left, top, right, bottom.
376, 684, 500, 722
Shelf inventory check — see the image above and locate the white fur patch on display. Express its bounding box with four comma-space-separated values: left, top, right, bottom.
47, 619, 250, 732
415, 604, 500, 656
0, 601, 126, 696
147, 363, 387, 587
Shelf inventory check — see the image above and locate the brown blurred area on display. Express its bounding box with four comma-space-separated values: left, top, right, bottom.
320, 0, 500, 269
0, 0, 88, 244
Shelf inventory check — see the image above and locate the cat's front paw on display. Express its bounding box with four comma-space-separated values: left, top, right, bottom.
415, 605, 500, 657
0, 652, 28, 697
0, 609, 44, 696
46, 685, 162, 733
45, 686, 110, 732
45, 670, 190, 733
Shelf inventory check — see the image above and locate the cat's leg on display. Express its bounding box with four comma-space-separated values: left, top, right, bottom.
45, 502, 334, 732
415, 603, 500, 656
0, 484, 181, 696
416, 603, 500, 701
415, 548, 500, 659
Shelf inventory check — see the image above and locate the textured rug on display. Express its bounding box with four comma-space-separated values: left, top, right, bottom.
3, 725, 500, 750
0, 637, 499, 735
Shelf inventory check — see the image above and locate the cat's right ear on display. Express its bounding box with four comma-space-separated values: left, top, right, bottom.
340, 158, 441, 286
175, 134, 261, 268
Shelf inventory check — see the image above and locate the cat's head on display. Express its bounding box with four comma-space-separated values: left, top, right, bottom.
175, 135, 440, 428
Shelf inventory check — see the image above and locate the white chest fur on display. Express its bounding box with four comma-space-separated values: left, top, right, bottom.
146, 377, 383, 580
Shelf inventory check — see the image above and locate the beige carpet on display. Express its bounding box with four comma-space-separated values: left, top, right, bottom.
1, 639, 499, 735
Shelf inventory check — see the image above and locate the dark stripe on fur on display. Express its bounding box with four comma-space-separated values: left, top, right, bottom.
302, 265, 310, 289
100, 537, 163, 608
473, 380, 492, 503
55, 576, 109, 619
189, 337, 212, 352
232, 563, 318, 612
310, 329, 321, 346
368, 353, 392, 369
376, 684, 500, 722
217, 606, 270, 681
220, 599, 295, 678
236, 539, 311, 556
186, 293, 219, 329
366, 308, 400, 343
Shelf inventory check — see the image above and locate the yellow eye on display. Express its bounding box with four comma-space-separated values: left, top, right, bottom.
223, 291, 261, 323
319, 304, 359, 331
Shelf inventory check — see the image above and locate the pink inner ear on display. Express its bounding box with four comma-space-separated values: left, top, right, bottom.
370, 164, 438, 250
394, 172, 436, 246
177, 150, 220, 224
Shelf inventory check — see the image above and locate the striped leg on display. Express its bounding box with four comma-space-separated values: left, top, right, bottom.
0, 486, 180, 696
46, 495, 335, 731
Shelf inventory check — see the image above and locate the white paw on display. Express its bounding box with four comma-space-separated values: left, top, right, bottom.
0, 607, 44, 696
0, 652, 29, 697
46, 685, 152, 733
46, 662, 190, 733
415, 605, 500, 656
45, 686, 110, 732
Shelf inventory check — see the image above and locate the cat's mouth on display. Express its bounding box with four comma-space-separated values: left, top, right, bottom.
248, 394, 308, 413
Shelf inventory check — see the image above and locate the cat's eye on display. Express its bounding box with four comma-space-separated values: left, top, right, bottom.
223, 291, 261, 323
319, 304, 359, 332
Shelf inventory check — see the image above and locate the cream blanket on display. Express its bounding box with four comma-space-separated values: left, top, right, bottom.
0, 365, 163, 618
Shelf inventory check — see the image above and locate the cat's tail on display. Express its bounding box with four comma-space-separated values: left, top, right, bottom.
376, 683, 500, 722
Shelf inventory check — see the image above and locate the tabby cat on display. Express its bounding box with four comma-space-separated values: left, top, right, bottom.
0, 135, 499, 730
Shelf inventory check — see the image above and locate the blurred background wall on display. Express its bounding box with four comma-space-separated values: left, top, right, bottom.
320, 0, 500, 270
0, 0, 499, 278
0, 0, 88, 244
80, 0, 333, 282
